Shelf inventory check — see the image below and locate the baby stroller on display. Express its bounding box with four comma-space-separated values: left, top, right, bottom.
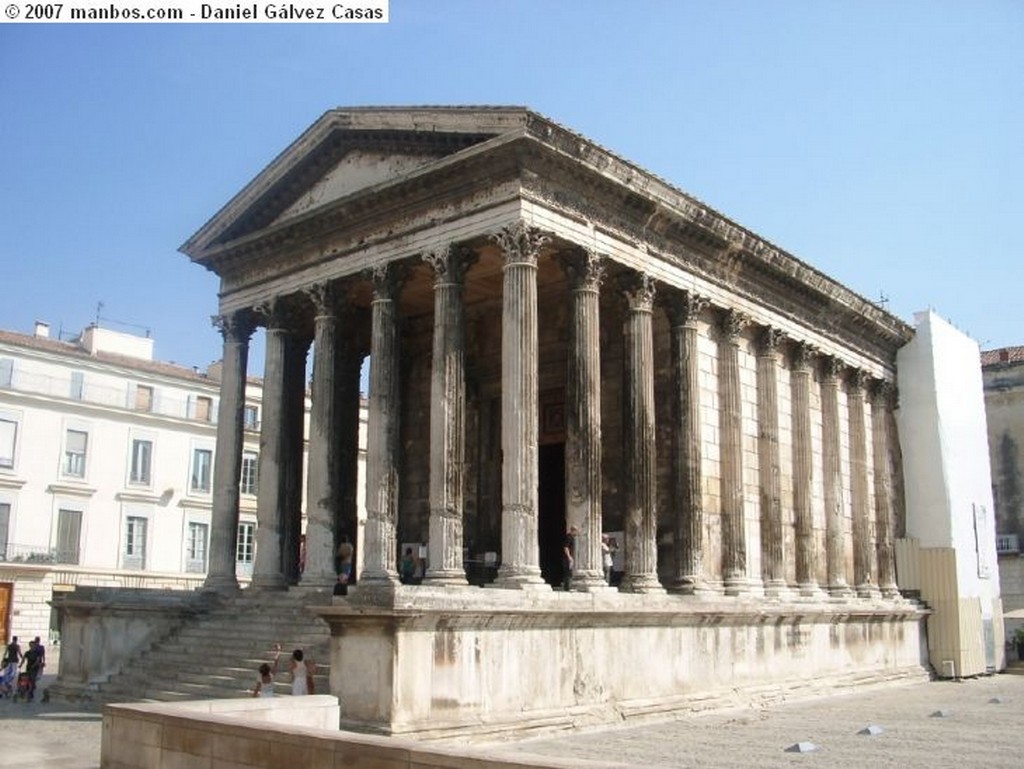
11, 672, 32, 702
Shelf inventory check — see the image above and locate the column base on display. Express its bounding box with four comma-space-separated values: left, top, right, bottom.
828, 580, 856, 599
619, 574, 666, 594
762, 579, 790, 600
856, 582, 883, 600
667, 575, 717, 595
300, 569, 339, 589
881, 584, 902, 600
250, 574, 288, 591
492, 568, 549, 591
424, 569, 469, 587
202, 574, 240, 595
797, 581, 828, 600
723, 575, 752, 597
572, 572, 617, 593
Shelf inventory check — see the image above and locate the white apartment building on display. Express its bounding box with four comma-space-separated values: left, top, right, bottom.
0, 322, 303, 645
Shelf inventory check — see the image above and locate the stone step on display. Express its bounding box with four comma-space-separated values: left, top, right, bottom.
57, 586, 335, 706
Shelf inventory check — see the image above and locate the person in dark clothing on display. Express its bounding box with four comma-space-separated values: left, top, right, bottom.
562, 526, 578, 591
22, 638, 44, 701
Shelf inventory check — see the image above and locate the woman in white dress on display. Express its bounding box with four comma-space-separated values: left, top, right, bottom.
288, 648, 314, 695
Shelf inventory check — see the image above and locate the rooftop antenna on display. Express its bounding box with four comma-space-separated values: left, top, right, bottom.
95, 301, 105, 327
877, 291, 889, 308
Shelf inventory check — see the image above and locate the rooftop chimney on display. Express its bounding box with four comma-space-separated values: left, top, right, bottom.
34, 321, 50, 339
1000, 349, 1010, 362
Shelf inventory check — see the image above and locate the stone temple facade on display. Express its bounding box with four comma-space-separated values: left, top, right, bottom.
182, 107, 927, 737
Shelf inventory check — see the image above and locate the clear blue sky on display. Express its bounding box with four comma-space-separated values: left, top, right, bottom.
1, 1, 1021, 377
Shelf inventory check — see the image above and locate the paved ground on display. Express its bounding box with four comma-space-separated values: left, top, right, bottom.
3, 670, 1023, 768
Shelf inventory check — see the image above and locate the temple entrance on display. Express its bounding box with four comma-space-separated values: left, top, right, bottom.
538, 443, 566, 588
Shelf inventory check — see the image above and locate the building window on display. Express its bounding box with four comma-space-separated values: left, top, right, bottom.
70, 371, 84, 401
244, 405, 260, 431
186, 522, 208, 573
0, 502, 10, 560
0, 418, 16, 469
236, 521, 255, 577
190, 448, 212, 493
56, 509, 82, 565
0, 359, 12, 389
241, 451, 259, 495
64, 429, 88, 478
124, 516, 147, 570
130, 439, 153, 485
135, 385, 153, 412
195, 396, 213, 423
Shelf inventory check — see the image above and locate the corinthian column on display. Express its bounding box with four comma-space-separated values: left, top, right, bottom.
493, 222, 547, 589
790, 341, 819, 596
620, 273, 664, 594
821, 356, 853, 598
205, 310, 253, 594
757, 326, 786, 597
562, 249, 609, 591
848, 370, 879, 598
360, 264, 404, 586
871, 380, 900, 598
301, 282, 341, 587
424, 244, 473, 585
251, 298, 291, 590
719, 309, 749, 596
667, 291, 710, 594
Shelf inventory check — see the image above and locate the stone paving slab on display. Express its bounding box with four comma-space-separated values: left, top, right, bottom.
508, 672, 1024, 769
4, 672, 1024, 769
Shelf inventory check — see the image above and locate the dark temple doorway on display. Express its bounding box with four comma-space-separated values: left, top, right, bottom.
538, 443, 566, 588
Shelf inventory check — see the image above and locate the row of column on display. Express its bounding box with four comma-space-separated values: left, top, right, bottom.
205, 220, 902, 599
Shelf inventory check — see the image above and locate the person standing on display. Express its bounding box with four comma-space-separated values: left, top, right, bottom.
0, 636, 20, 697
336, 534, 354, 586
22, 638, 44, 702
562, 526, 578, 591
288, 648, 315, 696
251, 644, 281, 698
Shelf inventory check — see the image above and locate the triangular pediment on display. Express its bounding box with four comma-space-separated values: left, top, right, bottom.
181, 107, 534, 259
271, 148, 440, 226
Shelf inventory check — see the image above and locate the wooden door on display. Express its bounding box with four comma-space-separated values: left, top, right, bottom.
0, 582, 12, 642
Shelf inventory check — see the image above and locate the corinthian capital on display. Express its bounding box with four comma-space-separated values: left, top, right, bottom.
211, 310, 254, 343
560, 248, 606, 291
756, 326, 784, 356
423, 244, 476, 284
367, 262, 408, 302
719, 308, 750, 342
665, 290, 709, 328
619, 272, 657, 311
492, 220, 549, 266
304, 281, 341, 317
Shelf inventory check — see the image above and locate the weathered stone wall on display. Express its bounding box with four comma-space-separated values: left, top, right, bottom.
984, 359, 1024, 540
321, 591, 927, 738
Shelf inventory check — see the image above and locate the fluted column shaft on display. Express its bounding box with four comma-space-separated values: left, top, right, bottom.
790, 342, 818, 594
821, 357, 851, 596
871, 381, 900, 597
756, 327, 785, 596
494, 223, 546, 589
668, 292, 709, 593
302, 283, 341, 586
620, 274, 664, 594
282, 334, 309, 585
252, 301, 290, 589
334, 310, 364, 576
425, 246, 471, 585
361, 266, 402, 585
719, 310, 749, 595
563, 250, 608, 591
848, 371, 877, 597
205, 311, 253, 593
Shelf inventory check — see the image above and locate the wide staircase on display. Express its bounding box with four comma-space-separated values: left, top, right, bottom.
73, 587, 333, 703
